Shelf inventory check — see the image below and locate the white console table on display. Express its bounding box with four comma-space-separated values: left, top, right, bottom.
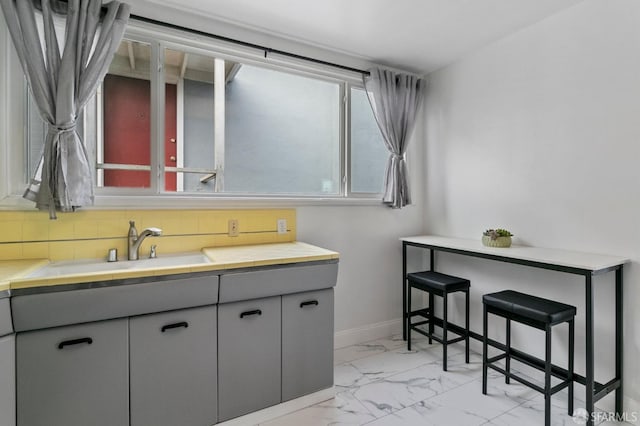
400, 235, 629, 426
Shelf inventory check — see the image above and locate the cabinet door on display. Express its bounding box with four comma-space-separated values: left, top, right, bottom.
130, 305, 217, 426
282, 289, 334, 401
218, 296, 281, 422
16, 319, 129, 426
0, 334, 15, 426
0, 298, 12, 337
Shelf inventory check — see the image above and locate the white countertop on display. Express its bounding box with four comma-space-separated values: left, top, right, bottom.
401, 235, 629, 273
1, 242, 339, 291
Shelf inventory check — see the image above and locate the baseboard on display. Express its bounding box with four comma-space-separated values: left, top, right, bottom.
217, 387, 334, 426
334, 318, 403, 349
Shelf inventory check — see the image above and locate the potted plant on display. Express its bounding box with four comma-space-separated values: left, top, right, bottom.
482, 228, 513, 248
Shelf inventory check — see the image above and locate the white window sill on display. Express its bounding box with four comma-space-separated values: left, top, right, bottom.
0, 193, 388, 210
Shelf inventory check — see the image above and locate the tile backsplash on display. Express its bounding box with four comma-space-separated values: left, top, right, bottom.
0, 209, 296, 261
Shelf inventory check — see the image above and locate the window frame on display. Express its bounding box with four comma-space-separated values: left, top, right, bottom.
1, 18, 393, 208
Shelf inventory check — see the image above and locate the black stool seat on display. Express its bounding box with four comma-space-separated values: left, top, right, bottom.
407, 271, 470, 294
406, 271, 470, 371
483, 290, 576, 326
483, 290, 576, 426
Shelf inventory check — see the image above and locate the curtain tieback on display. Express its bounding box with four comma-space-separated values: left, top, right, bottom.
391, 153, 405, 160
47, 123, 77, 140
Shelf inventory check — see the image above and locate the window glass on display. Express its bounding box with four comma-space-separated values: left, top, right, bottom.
181, 78, 216, 192
164, 48, 218, 193
100, 40, 152, 188
224, 65, 341, 195
350, 87, 388, 194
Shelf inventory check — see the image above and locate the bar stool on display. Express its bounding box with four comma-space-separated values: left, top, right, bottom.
482, 290, 575, 426
406, 271, 470, 371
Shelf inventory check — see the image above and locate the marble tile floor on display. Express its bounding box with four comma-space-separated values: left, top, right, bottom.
263, 334, 634, 426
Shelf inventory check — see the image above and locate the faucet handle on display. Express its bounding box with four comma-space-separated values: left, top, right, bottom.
107, 248, 118, 262
128, 221, 137, 238
149, 245, 157, 259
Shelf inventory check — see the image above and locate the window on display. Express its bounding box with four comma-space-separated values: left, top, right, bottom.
350, 87, 388, 194
21, 23, 389, 201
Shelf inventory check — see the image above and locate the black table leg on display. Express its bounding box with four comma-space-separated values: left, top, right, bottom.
403, 242, 407, 340
615, 267, 623, 415
585, 273, 594, 426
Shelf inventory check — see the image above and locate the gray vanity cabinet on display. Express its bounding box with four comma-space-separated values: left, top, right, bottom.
0, 298, 14, 426
217, 296, 282, 422
282, 288, 334, 401
16, 318, 129, 426
129, 305, 218, 426
0, 334, 15, 426
8, 261, 337, 425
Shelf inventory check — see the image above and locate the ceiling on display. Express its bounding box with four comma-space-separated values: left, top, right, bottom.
140, 0, 585, 74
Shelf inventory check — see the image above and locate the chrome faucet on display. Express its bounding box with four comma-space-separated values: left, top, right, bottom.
128, 220, 162, 260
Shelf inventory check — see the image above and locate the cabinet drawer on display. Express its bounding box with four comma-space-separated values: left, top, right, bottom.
12, 274, 219, 332
16, 318, 129, 426
130, 305, 217, 426
218, 296, 281, 421
282, 289, 334, 401
219, 262, 338, 303
0, 298, 12, 337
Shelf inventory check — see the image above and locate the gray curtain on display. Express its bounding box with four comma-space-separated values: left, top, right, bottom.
364, 68, 424, 209
0, 0, 130, 218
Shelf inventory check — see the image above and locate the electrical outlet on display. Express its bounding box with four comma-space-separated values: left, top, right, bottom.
228, 219, 239, 237
277, 219, 287, 234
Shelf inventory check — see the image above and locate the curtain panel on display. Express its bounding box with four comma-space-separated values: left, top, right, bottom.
0, 0, 130, 218
364, 68, 424, 209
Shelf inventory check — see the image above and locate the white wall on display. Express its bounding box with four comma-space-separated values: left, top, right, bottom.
424, 0, 640, 413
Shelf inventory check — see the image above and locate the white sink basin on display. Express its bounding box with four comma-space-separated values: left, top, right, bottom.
26, 253, 212, 278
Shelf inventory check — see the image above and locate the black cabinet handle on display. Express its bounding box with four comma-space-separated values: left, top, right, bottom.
240, 309, 262, 318
300, 300, 319, 308
161, 321, 189, 332
58, 337, 93, 349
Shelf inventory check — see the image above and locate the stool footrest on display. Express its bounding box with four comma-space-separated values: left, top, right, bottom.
409, 308, 431, 319
550, 380, 572, 396
594, 379, 621, 402
488, 364, 545, 394
433, 335, 466, 345
486, 353, 508, 364
432, 317, 468, 338
410, 325, 467, 345
486, 337, 570, 383
487, 363, 572, 397
502, 347, 571, 383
